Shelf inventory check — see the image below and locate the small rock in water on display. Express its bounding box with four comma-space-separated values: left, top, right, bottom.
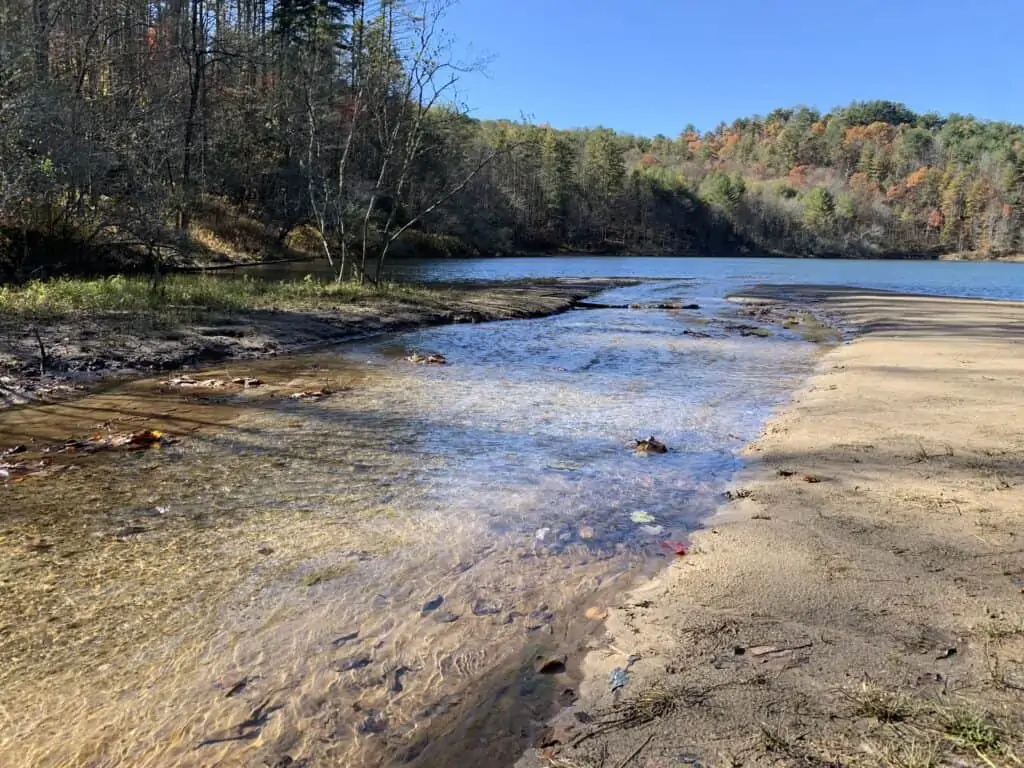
420, 595, 444, 614
639, 524, 665, 536
433, 611, 460, 624
471, 599, 502, 616
406, 352, 447, 365
388, 665, 412, 693
331, 631, 359, 648
358, 710, 387, 734
113, 525, 147, 539
529, 605, 555, 624
584, 606, 608, 621
634, 436, 668, 455
334, 655, 372, 672
289, 388, 332, 401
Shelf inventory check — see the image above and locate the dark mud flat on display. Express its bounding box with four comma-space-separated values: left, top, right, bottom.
0, 278, 634, 409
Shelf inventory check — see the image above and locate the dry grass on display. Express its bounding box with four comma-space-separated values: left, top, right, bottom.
863, 737, 944, 768
839, 684, 1024, 768
190, 196, 297, 260
844, 683, 920, 723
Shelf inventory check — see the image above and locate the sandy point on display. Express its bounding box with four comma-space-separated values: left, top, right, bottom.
529, 285, 1024, 768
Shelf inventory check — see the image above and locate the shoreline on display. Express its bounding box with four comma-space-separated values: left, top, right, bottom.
0, 278, 633, 412
527, 286, 1024, 767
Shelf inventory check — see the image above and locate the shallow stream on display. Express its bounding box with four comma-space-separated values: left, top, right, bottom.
3, 278, 822, 767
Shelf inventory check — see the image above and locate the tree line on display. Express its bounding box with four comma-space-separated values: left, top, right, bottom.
2, 0, 1023, 283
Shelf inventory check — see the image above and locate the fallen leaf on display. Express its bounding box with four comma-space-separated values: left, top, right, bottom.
126, 430, 164, 449
634, 436, 668, 454
659, 541, 687, 556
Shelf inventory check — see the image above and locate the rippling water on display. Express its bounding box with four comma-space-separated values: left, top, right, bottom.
2, 278, 821, 767
348, 281, 814, 548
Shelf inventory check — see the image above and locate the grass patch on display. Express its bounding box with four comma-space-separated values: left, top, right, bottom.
841, 684, 1023, 766
876, 738, 944, 768
846, 683, 919, 723
938, 707, 1005, 753
0, 274, 445, 318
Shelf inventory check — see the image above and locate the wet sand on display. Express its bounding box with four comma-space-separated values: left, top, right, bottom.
535, 286, 1024, 767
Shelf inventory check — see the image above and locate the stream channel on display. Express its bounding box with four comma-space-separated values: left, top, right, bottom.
2, 276, 825, 767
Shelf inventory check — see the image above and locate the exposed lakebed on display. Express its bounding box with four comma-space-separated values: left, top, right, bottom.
1, 279, 820, 767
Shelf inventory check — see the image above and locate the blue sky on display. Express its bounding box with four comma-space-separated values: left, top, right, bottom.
440, 0, 1022, 136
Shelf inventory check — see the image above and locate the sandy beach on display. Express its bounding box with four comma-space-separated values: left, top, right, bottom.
534, 286, 1024, 768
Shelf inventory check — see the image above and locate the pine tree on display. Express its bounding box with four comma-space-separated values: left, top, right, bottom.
803, 187, 836, 234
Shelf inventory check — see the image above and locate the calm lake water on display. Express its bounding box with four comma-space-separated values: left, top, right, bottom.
8, 256, 1021, 767
384, 255, 1024, 302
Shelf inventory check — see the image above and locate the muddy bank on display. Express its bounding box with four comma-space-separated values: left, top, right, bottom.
0, 278, 630, 408
530, 286, 1024, 768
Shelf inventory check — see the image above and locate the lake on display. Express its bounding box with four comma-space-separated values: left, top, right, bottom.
250, 254, 1024, 303
388, 255, 1024, 301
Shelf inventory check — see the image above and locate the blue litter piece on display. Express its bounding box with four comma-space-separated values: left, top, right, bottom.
609, 667, 628, 692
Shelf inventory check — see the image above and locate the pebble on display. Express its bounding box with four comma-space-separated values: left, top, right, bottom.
420, 595, 444, 614
471, 599, 502, 616
334, 655, 371, 672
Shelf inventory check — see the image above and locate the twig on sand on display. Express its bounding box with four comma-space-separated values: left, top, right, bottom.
614, 733, 654, 768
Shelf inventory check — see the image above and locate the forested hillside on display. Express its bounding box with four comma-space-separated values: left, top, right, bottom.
3, 0, 1024, 282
